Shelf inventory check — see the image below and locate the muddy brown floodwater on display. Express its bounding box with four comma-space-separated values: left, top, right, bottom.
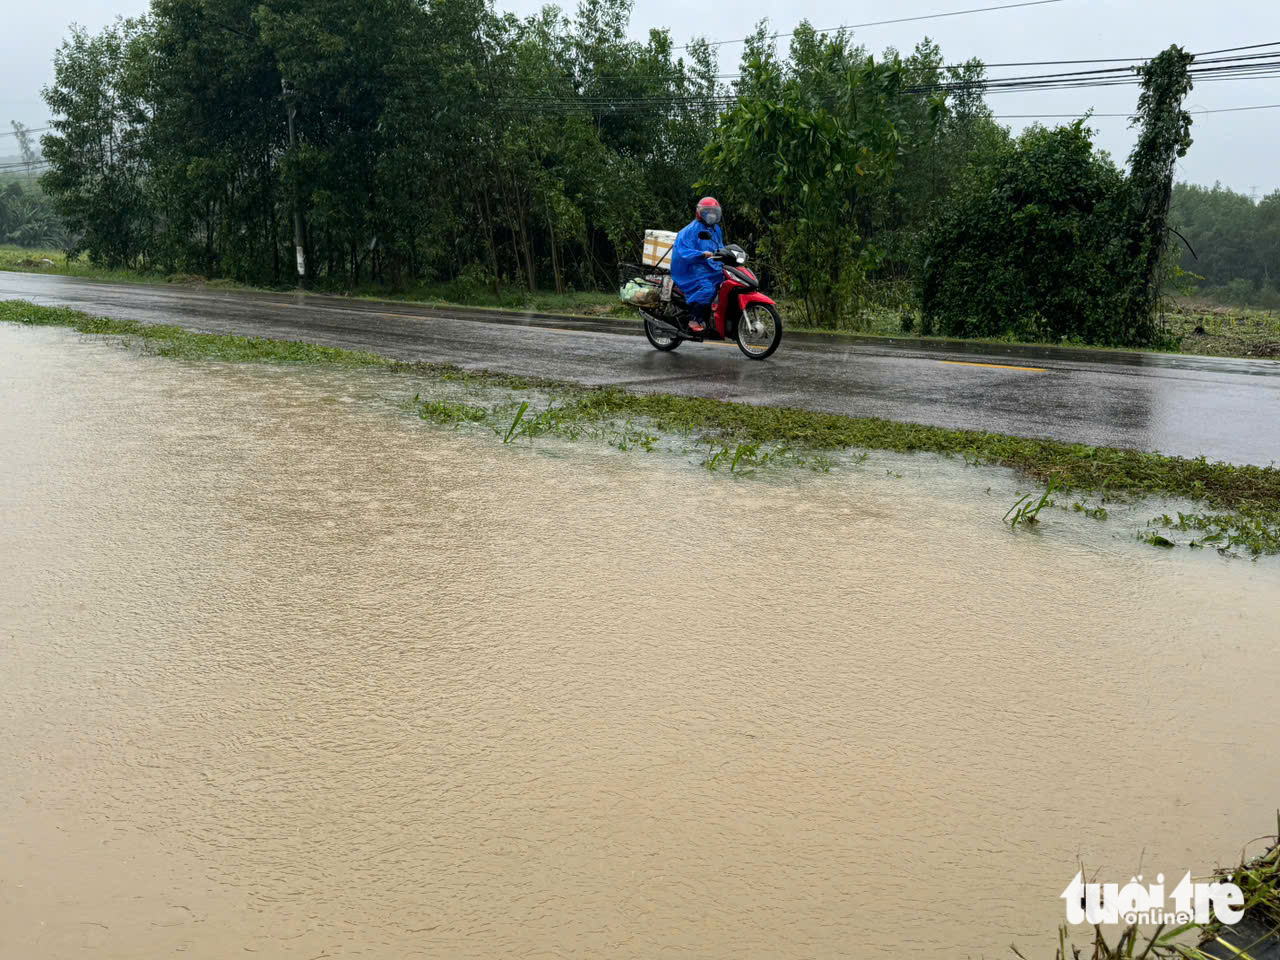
1, 325, 1278, 960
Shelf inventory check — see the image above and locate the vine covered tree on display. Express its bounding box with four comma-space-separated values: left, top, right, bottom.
1124, 44, 1195, 339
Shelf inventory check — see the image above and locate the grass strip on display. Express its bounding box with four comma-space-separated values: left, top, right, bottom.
1, 301, 392, 367
4, 298, 1277, 553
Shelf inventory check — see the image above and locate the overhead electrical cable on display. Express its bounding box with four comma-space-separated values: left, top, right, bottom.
675, 0, 1068, 50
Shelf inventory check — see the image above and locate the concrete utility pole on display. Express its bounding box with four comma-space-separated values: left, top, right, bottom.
282, 78, 306, 289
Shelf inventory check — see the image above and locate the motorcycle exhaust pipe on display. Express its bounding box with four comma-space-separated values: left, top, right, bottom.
641, 311, 684, 338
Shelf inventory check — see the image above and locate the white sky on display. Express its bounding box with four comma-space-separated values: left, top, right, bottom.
5, 0, 1278, 195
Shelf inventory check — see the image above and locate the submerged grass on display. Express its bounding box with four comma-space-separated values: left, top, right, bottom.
1205, 832, 1280, 944
1, 300, 392, 367
1017, 830, 1280, 959
416, 397, 488, 425
4, 298, 1278, 554
1004, 475, 1061, 528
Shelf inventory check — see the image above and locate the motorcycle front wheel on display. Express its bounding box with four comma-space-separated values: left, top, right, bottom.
736, 302, 782, 360
643, 312, 682, 351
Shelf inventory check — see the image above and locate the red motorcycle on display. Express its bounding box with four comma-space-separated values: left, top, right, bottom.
621, 243, 783, 360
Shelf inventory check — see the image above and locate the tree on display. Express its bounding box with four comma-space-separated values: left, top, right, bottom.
920, 45, 1199, 347
39, 19, 153, 265
1, 190, 66, 248
1167, 183, 1280, 306
705, 27, 909, 327
919, 122, 1137, 344
1124, 44, 1195, 338
872, 41, 1007, 284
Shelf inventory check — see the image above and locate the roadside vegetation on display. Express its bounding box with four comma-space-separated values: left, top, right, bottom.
0, 179, 65, 249
17, 0, 1227, 350
1169, 182, 1280, 311
1162, 300, 1280, 358
5, 298, 1277, 556
11, 10, 1275, 354
921, 47, 1195, 349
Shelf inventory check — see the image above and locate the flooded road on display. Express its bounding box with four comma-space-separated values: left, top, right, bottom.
2, 325, 1278, 959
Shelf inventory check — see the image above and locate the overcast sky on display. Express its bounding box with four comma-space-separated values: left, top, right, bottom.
4, 0, 1277, 195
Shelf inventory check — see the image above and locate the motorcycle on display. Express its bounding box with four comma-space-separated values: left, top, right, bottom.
620, 241, 783, 360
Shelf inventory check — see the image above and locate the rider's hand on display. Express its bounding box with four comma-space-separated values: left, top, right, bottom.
702, 251, 715, 258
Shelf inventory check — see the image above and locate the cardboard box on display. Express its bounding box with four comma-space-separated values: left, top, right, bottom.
642, 229, 677, 268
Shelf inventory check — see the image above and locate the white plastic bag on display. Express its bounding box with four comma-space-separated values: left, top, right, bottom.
619, 279, 660, 305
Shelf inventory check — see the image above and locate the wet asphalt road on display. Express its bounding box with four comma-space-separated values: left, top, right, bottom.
4, 270, 1278, 466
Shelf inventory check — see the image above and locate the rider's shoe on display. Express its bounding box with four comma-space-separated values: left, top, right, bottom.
686, 318, 706, 334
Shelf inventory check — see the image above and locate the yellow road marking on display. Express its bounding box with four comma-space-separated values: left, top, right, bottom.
939, 360, 1047, 372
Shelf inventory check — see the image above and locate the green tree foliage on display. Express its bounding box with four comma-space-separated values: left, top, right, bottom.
41, 0, 720, 291
704, 27, 1004, 328
920, 45, 1196, 347
9, 122, 38, 176
875, 41, 1006, 281
39, 18, 153, 266
920, 122, 1136, 343
1123, 45, 1195, 334
705, 28, 908, 327
34, 10, 1216, 346
0, 182, 67, 248
1169, 182, 1280, 306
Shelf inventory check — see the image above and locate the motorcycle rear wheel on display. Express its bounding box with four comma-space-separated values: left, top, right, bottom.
644, 313, 682, 351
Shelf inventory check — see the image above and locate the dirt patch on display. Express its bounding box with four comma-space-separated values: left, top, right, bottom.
1164, 305, 1280, 358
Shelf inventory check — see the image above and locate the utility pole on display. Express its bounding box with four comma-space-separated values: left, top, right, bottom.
282, 78, 306, 289
10, 121, 36, 178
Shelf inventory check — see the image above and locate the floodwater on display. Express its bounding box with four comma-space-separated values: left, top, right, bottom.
1, 325, 1278, 960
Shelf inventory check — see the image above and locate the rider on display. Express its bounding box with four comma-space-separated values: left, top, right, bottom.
671, 197, 723, 334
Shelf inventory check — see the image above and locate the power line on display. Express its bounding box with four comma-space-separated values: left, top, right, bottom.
675, 0, 1067, 50
993, 102, 1280, 118
1186, 41, 1280, 58
942, 41, 1280, 68
537, 42, 1280, 96
509, 57, 1277, 102
0, 126, 49, 138
495, 51, 1280, 113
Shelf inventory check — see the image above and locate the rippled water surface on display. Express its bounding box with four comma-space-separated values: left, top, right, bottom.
2, 325, 1278, 959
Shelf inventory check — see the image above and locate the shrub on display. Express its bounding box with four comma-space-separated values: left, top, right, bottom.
919, 121, 1142, 344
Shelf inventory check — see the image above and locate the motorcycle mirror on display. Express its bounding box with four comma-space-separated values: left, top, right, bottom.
698, 231, 712, 240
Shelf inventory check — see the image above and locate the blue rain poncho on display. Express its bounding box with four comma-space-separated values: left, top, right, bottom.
670, 219, 723, 306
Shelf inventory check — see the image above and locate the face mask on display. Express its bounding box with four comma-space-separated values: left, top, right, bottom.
703, 211, 720, 225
